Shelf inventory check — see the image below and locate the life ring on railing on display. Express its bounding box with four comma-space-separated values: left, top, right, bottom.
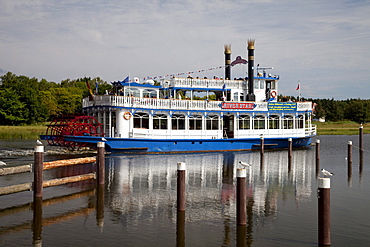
270, 91, 277, 98
123, 112, 132, 120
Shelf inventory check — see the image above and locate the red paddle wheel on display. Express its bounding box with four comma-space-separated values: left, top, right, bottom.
45, 115, 104, 150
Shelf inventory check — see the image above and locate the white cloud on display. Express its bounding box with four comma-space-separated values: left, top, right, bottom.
1, 0, 370, 99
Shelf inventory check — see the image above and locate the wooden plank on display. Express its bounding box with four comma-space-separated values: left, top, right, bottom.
42, 173, 96, 188
43, 157, 96, 170
253, 143, 278, 147
0, 165, 32, 176
0, 183, 32, 196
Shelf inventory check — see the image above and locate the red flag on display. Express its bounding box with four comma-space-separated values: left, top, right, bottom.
296, 83, 300, 90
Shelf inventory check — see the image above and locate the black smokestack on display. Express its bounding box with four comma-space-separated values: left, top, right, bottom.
224, 44, 231, 80
246, 39, 255, 101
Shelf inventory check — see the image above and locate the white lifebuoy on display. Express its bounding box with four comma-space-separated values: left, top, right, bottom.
123, 112, 132, 120
270, 91, 277, 98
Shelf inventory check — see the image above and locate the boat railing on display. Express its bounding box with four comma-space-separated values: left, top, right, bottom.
305, 124, 317, 136
83, 96, 313, 112
169, 77, 246, 89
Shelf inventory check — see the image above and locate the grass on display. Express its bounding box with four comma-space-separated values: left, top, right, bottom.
314, 121, 370, 135
0, 121, 367, 139
0, 125, 47, 139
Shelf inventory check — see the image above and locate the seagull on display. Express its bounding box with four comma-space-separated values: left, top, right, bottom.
321, 168, 334, 178
239, 161, 251, 168
36, 139, 43, 145
101, 137, 107, 142
0, 161, 7, 166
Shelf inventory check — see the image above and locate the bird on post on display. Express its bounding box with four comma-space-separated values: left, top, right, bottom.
101, 137, 107, 142
239, 161, 251, 169
36, 139, 43, 146
321, 168, 334, 178
0, 161, 7, 166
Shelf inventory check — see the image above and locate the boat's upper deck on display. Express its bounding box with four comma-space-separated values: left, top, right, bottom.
165, 76, 278, 90
83, 95, 313, 113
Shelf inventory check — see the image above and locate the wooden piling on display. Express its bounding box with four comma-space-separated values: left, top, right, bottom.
348, 141, 352, 179
318, 178, 331, 246
236, 168, 246, 226
177, 162, 186, 212
288, 138, 292, 172
34, 146, 44, 199
176, 211, 185, 247
96, 184, 104, 230
260, 137, 264, 168
359, 125, 364, 171
236, 225, 247, 247
32, 196, 43, 246
316, 139, 320, 177
97, 142, 105, 185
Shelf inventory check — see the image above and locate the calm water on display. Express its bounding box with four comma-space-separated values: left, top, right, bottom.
0, 136, 369, 246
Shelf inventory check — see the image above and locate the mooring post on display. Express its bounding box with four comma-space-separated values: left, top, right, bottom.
237, 168, 247, 226
33, 145, 44, 199
97, 142, 105, 185
177, 162, 186, 212
359, 125, 363, 171
176, 211, 185, 247
96, 184, 104, 230
316, 139, 320, 177
236, 225, 247, 247
348, 141, 352, 179
32, 196, 43, 246
288, 138, 292, 172
318, 177, 331, 246
260, 137, 264, 168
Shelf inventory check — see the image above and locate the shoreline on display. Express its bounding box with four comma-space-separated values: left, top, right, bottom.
0, 122, 368, 139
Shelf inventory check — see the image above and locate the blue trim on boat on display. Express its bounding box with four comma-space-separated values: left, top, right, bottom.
63, 135, 312, 153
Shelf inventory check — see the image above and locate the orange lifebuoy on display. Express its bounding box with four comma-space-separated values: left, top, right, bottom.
270, 91, 277, 98
123, 112, 132, 120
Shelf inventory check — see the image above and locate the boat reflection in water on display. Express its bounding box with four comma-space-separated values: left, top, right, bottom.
105, 148, 314, 241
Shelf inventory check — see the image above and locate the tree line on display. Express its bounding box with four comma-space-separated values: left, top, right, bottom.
0, 72, 369, 125
0, 72, 112, 125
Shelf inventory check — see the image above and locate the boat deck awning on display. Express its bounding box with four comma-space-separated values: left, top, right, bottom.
170, 87, 231, 91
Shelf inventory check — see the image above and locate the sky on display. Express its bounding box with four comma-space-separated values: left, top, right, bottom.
1, 0, 370, 100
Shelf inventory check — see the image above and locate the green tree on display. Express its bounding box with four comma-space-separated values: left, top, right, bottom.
0, 88, 27, 125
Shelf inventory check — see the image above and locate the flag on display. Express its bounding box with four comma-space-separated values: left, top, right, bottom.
296, 83, 300, 90
119, 76, 130, 86
222, 83, 226, 91
95, 82, 98, 94
123, 76, 129, 83
85, 78, 93, 96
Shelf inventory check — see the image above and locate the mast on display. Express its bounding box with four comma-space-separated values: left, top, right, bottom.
224, 44, 231, 80
246, 39, 255, 101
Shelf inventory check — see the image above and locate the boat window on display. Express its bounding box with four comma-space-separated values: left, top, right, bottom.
206, 115, 219, 130
239, 92, 244, 101
254, 80, 259, 89
296, 115, 304, 129
233, 92, 238, 102
153, 114, 168, 130
283, 115, 294, 129
125, 87, 140, 97
133, 112, 149, 129
270, 81, 276, 90
239, 115, 250, 129
269, 115, 279, 129
143, 89, 157, 98
254, 115, 265, 129
172, 114, 185, 130
189, 115, 202, 130
260, 80, 265, 89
